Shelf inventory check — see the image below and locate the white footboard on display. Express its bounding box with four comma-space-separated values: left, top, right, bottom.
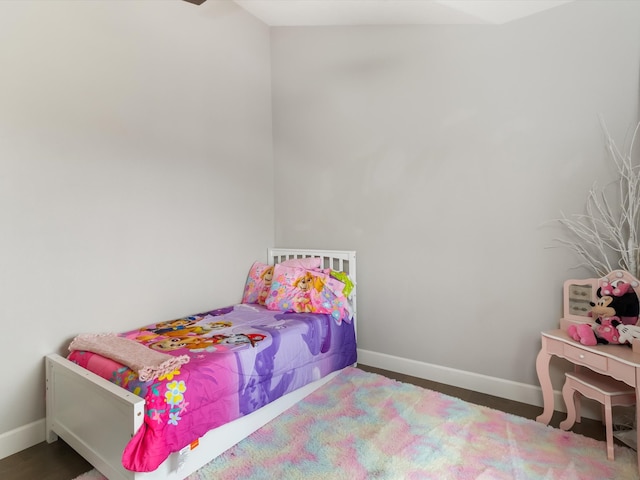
46, 353, 342, 480
46, 353, 145, 480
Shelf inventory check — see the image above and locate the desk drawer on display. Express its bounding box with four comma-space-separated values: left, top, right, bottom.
564, 344, 607, 371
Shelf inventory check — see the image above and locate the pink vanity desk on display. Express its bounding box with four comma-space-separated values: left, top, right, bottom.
536, 270, 640, 469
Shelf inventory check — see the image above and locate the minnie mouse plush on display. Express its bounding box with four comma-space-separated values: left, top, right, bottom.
568, 317, 623, 346
597, 280, 639, 325
567, 280, 639, 346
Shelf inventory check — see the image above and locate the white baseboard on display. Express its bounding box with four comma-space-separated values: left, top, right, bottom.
1, 350, 604, 461
0, 419, 45, 461
357, 348, 602, 421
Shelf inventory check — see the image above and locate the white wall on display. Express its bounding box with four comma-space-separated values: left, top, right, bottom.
2, 0, 640, 461
0, 0, 273, 456
272, 1, 640, 387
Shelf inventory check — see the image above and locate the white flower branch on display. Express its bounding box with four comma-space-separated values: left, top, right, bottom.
551, 119, 640, 277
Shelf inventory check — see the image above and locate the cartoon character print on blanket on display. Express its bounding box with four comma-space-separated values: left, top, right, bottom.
68, 303, 357, 472
138, 306, 233, 339
145, 331, 267, 353
135, 310, 268, 354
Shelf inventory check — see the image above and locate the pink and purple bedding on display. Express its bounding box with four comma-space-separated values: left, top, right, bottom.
67, 303, 357, 472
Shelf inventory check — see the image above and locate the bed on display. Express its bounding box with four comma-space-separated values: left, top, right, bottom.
45, 248, 357, 480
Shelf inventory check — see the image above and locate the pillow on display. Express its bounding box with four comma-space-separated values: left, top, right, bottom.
279, 257, 322, 270
265, 264, 349, 323
330, 270, 355, 298
241, 262, 275, 305
317, 274, 352, 323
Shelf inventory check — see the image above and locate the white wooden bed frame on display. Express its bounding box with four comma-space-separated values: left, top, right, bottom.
45, 248, 357, 480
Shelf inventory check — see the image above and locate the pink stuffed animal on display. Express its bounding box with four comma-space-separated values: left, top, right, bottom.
594, 317, 624, 344
567, 323, 597, 346
568, 317, 624, 346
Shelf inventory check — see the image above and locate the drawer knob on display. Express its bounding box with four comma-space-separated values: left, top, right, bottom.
579, 354, 585, 359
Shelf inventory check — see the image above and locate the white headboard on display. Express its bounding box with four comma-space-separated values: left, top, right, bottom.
267, 248, 357, 334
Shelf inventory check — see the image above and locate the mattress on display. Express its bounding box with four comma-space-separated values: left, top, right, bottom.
68, 303, 357, 472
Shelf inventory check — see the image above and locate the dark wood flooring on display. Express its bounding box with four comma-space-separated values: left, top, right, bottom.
0, 364, 615, 480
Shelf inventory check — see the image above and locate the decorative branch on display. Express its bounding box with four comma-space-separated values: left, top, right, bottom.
551, 119, 640, 277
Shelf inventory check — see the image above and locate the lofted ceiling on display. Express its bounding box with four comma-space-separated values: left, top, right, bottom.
230, 0, 574, 26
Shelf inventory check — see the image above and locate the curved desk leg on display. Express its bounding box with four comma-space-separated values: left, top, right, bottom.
536, 343, 554, 425
559, 379, 576, 430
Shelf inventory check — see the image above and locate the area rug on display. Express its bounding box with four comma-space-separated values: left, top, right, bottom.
74, 367, 639, 480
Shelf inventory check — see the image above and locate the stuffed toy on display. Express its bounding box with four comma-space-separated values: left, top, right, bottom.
567, 317, 624, 346
616, 323, 640, 344
594, 280, 639, 325
567, 323, 597, 346
568, 280, 640, 346
594, 317, 624, 344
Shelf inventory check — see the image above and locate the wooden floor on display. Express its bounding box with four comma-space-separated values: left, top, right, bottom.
0, 364, 614, 480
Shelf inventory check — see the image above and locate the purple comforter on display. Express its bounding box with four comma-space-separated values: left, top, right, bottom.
68, 303, 357, 472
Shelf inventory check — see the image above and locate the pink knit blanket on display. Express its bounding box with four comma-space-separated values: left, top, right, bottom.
69, 333, 189, 381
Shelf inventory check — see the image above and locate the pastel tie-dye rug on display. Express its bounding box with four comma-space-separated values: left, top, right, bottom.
75, 366, 639, 480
